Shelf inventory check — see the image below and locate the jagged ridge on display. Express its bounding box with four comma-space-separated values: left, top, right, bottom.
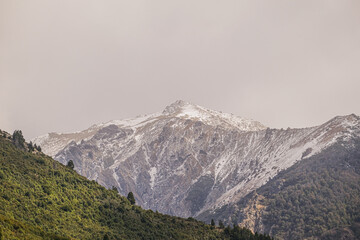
33, 102, 360, 219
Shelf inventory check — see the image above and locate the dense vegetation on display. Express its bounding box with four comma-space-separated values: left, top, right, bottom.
260, 140, 360, 239
0, 130, 272, 240
200, 139, 360, 240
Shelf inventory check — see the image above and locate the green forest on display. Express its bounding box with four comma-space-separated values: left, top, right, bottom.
200, 138, 360, 240
0, 130, 272, 240
260, 140, 360, 239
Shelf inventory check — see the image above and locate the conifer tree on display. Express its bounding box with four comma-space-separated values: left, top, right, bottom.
34, 143, 42, 152
127, 192, 136, 205
28, 141, 34, 152
12, 130, 25, 149
36, 145, 42, 152
67, 160, 74, 169
211, 219, 215, 229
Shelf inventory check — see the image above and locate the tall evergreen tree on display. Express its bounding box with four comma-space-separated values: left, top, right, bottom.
211, 219, 215, 229
127, 192, 136, 205
12, 130, 25, 149
36, 145, 42, 152
28, 141, 34, 152
67, 160, 74, 169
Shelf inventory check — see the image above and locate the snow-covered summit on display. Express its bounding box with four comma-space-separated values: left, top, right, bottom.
85, 100, 266, 133
33, 100, 266, 156
162, 100, 190, 114
33, 101, 360, 219
162, 100, 266, 131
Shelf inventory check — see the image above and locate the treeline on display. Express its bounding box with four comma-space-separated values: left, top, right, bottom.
4, 129, 42, 152
222, 225, 273, 240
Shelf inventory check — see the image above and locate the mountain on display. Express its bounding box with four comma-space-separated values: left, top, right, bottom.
0, 129, 274, 239
197, 137, 360, 240
34, 100, 266, 157
33, 101, 360, 221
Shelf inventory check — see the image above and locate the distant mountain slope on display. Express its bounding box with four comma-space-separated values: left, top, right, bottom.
198, 138, 360, 240
0, 129, 255, 240
33, 101, 360, 219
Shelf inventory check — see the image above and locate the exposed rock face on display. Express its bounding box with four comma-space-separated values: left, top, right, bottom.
33, 101, 360, 218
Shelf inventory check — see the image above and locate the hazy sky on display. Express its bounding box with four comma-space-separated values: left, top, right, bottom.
1, 0, 360, 139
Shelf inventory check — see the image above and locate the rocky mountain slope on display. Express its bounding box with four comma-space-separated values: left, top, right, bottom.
3, 129, 259, 240
33, 101, 360, 219
198, 137, 360, 240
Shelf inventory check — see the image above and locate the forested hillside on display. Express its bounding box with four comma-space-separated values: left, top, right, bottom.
199, 139, 360, 240
0, 129, 271, 240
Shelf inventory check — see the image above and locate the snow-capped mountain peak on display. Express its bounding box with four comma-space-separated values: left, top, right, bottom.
163, 100, 266, 131
32, 101, 360, 219
33, 101, 265, 157
162, 100, 191, 115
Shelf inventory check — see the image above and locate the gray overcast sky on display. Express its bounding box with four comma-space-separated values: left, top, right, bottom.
1, 0, 360, 139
